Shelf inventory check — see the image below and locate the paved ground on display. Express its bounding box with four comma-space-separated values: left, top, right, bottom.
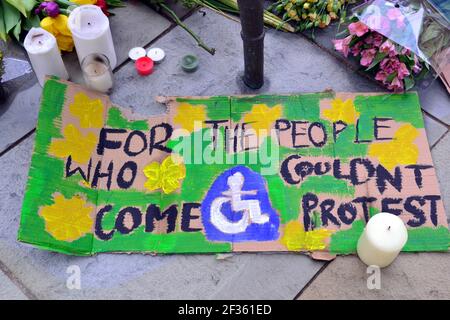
0, 1, 449, 299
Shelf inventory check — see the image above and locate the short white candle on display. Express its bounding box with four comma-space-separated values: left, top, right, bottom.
147, 48, 165, 63
23, 28, 69, 86
357, 212, 408, 268
81, 54, 113, 93
68, 5, 117, 69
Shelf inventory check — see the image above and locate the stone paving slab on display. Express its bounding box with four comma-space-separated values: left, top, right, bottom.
297, 253, 450, 300
0, 3, 171, 155
432, 132, 450, 224
0, 269, 28, 300
0, 134, 323, 299
423, 115, 447, 147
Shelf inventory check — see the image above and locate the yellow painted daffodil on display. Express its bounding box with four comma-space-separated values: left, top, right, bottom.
369, 124, 419, 170
243, 103, 283, 137
48, 124, 98, 164
173, 102, 207, 133
323, 98, 360, 125
143, 155, 186, 194
281, 221, 332, 251
40, 194, 94, 241
41, 14, 74, 52
69, 92, 104, 128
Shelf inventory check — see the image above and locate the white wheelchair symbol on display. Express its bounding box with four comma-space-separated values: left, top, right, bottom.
210, 172, 270, 234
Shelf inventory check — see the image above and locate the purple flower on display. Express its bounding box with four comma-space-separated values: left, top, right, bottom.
44, 1, 60, 17
37, 1, 60, 18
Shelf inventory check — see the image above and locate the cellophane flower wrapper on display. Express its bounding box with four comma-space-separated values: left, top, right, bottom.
353, 0, 450, 76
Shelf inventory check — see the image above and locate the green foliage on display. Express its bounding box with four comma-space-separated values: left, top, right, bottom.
268, 0, 352, 32
0, 0, 38, 42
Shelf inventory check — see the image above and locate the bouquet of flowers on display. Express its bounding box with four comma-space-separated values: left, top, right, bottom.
268, 0, 355, 31
333, 19, 427, 91
0, 0, 124, 52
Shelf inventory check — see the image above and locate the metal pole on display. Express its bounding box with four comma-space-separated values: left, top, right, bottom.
237, 0, 265, 89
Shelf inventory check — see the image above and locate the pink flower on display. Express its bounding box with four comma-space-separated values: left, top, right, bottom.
387, 8, 405, 28
375, 70, 389, 82
397, 62, 410, 80
364, 15, 391, 34
380, 57, 400, 74
401, 47, 410, 55
387, 76, 404, 92
372, 33, 384, 47
348, 21, 369, 37
380, 40, 397, 57
350, 41, 364, 56
360, 48, 377, 67
333, 35, 352, 57
412, 55, 422, 74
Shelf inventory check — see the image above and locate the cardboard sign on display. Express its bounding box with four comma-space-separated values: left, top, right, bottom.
18, 78, 449, 256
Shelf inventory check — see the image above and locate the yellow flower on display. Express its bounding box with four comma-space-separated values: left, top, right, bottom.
40, 194, 94, 241
41, 15, 74, 52
71, 0, 97, 4
243, 103, 282, 137
69, 92, 104, 128
369, 124, 419, 170
323, 98, 360, 124
143, 155, 186, 194
281, 221, 332, 251
173, 102, 207, 133
49, 124, 97, 164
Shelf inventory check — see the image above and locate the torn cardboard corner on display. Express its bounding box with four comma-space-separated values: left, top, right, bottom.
17, 78, 449, 256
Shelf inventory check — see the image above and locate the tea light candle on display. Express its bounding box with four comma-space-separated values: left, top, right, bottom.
357, 212, 408, 268
81, 53, 114, 93
68, 5, 117, 69
23, 27, 69, 86
135, 57, 154, 76
147, 48, 165, 64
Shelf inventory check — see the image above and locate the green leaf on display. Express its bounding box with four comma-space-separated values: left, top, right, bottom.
22, 13, 40, 31
404, 76, 415, 91
365, 51, 388, 71
3, 1, 21, 33
386, 72, 397, 83
5, 0, 36, 17
0, 4, 6, 41
12, 18, 21, 41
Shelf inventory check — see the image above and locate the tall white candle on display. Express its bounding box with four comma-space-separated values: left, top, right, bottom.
24, 28, 69, 86
357, 212, 408, 268
68, 5, 117, 69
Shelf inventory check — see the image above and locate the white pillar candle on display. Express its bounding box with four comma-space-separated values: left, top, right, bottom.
68, 5, 117, 69
357, 212, 408, 268
23, 28, 69, 86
